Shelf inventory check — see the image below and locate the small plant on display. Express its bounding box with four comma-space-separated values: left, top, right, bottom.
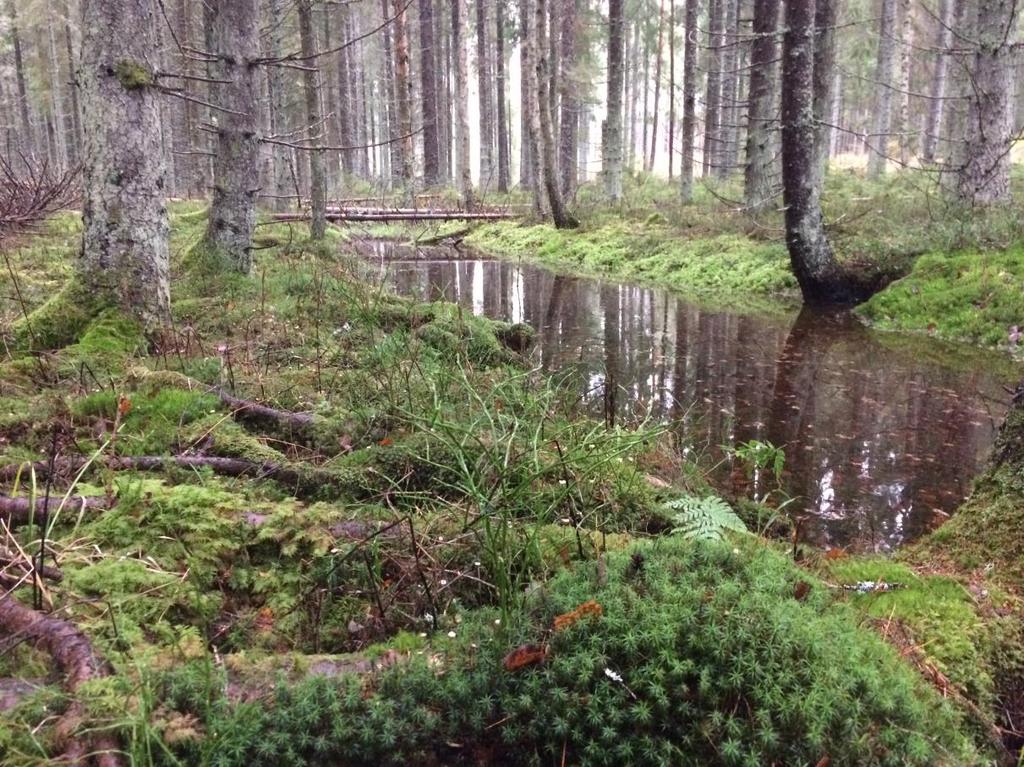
664, 493, 747, 541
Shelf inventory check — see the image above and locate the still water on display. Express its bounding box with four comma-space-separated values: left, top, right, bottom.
364, 244, 1016, 551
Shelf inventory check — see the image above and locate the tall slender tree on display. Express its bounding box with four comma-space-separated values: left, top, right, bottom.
535, 0, 578, 227
744, 0, 780, 211
602, 0, 625, 200
202, 0, 261, 269
419, 0, 441, 185
298, 0, 327, 239
702, 0, 724, 175
476, 0, 495, 190
495, 0, 511, 192
646, 0, 666, 173
557, 0, 579, 197
679, 0, 698, 201
392, 0, 415, 184
922, 0, 953, 163
866, 0, 897, 178
452, 0, 475, 207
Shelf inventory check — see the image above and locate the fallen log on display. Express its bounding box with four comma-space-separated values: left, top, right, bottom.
215, 387, 316, 435
0, 495, 112, 528
272, 210, 512, 223
0, 596, 122, 766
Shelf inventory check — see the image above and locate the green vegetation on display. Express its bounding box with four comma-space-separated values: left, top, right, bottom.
465, 171, 1024, 350
0, 203, 1021, 764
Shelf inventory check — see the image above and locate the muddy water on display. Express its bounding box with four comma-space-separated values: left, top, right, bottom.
364, 245, 1017, 551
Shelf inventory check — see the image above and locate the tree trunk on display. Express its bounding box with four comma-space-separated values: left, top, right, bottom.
522, 0, 546, 215
419, 0, 441, 185
866, 0, 897, 178
535, 0, 578, 228
321, 8, 341, 189
626, 20, 640, 170
703, 0, 723, 176
602, 0, 625, 200
495, 0, 511, 192
781, 0, 855, 305
63, 0, 83, 164
811, 0, 838, 177
922, 0, 953, 163
895, 0, 913, 165
957, 0, 1019, 204
679, 0, 698, 201
716, 0, 739, 178
203, 0, 261, 267
646, 0, 667, 173
297, 0, 327, 240
519, 0, 535, 189
451, 0, 475, 208
557, 0, 579, 197
77, 0, 170, 327
668, 0, 676, 179
380, 0, 402, 186
744, 0, 780, 211
476, 0, 495, 191
44, 4, 69, 171
7, 0, 34, 156
392, 0, 415, 185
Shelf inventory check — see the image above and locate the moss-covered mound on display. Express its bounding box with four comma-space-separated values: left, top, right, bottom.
157, 539, 977, 767
858, 247, 1024, 349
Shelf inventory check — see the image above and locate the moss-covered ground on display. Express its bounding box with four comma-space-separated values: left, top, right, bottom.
461, 170, 1024, 352
0, 205, 1021, 765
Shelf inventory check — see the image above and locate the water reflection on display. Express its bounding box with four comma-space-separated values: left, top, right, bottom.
372, 254, 1014, 550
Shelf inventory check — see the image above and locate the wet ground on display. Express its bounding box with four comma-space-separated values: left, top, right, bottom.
362, 242, 1018, 550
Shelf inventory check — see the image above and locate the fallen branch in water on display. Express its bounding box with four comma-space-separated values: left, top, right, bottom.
0, 596, 122, 766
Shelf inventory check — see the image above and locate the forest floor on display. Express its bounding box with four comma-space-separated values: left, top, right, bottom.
0, 203, 1021, 765
461, 169, 1024, 352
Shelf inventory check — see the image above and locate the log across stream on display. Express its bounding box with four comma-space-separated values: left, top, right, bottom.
362, 241, 1018, 551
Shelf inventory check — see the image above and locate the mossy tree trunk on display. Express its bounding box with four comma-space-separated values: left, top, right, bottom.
77, 0, 170, 329
204, 0, 261, 269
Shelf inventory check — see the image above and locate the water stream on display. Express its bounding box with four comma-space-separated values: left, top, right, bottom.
360, 241, 1017, 551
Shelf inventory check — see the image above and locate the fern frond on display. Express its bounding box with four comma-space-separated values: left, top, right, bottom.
663, 494, 748, 541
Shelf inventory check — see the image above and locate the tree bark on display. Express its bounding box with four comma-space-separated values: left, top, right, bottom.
519, 0, 535, 189
922, 0, 953, 163
957, 0, 1019, 204
476, 0, 495, 191
77, 0, 170, 327
297, 0, 327, 240
895, 0, 914, 165
716, 0, 739, 178
866, 0, 897, 178
379, 0, 402, 186
535, 0, 578, 228
204, 0, 261, 268
781, 0, 857, 305
557, 0, 579, 198
44, 3, 69, 171
451, 0, 475, 208
602, 0, 625, 200
668, 0, 676, 179
646, 0, 667, 173
419, 0, 441, 185
811, 0, 838, 177
62, 0, 83, 164
679, 0, 698, 201
495, 0, 511, 192
6, 0, 34, 156
743, 0, 780, 211
391, 0, 415, 185
702, 0, 724, 176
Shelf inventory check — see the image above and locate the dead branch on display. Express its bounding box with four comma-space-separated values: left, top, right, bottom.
0, 495, 112, 528
0, 155, 79, 242
0, 596, 122, 766
271, 210, 512, 223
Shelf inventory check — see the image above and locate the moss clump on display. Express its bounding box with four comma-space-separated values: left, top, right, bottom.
159, 539, 978, 766
858, 247, 1024, 349
114, 59, 155, 90
7, 279, 101, 351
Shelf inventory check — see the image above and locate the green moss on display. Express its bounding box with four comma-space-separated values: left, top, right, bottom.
858, 247, 1024, 349
465, 220, 797, 311
8, 279, 101, 351
114, 59, 155, 90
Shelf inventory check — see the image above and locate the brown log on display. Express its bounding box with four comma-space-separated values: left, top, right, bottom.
0, 495, 112, 528
271, 210, 512, 223
214, 387, 316, 434
0, 596, 122, 766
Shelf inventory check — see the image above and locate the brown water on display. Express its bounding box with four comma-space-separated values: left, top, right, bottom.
364, 246, 1017, 551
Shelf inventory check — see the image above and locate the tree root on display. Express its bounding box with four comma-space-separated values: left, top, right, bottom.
0, 596, 122, 766
0, 495, 112, 529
